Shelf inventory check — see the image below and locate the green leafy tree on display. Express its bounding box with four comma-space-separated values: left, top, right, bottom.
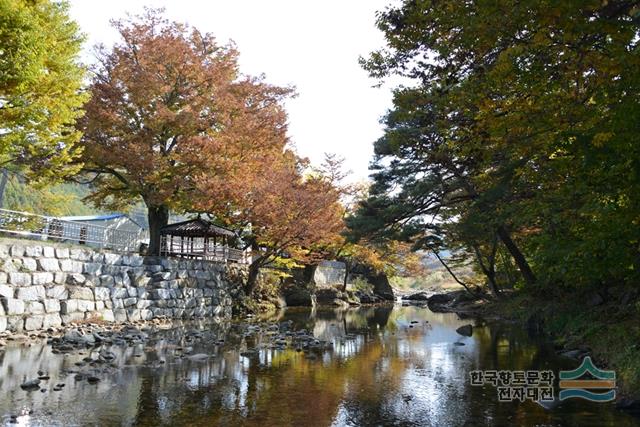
0, 0, 86, 180
350, 0, 640, 293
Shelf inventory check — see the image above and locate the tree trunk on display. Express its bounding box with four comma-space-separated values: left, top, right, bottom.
485, 270, 501, 299
472, 240, 501, 299
245, 261, 261, 295
0, 169, 8, 208
147, 204, 169, 255
496, 225, 536, 287
431, 249, 486, 300
302, 264, 317, 286
342, 261, 351, 292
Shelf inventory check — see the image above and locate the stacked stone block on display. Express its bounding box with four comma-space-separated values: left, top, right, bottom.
0, 241, 244, 333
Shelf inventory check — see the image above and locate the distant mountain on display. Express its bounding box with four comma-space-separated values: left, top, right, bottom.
1, 173, 101, 216
0, 172, 183, 230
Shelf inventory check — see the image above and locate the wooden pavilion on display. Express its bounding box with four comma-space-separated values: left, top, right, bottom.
159, 217, 245, 263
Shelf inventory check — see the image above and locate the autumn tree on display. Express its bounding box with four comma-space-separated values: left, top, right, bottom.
196, 151, 344, 294
79, 9, 291, 254
0, 0, 86, 181
311, 153, 423, 294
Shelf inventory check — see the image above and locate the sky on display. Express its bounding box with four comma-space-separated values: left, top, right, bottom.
68, 0, 397, 183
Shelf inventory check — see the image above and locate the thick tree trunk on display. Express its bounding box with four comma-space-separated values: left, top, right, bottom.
245, 261, 261, 295
147, 204, 169, 255
0, 169, 8, 208
496, 225, 536, 287
342, 261, 351, 292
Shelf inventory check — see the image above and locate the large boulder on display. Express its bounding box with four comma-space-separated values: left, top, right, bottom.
357, 293, 379, 304
313, 261, 346, 286
284, 289, 316, 307
368, 272, 394, 301
404, 292, 430, 301
456, 324, 473, 337
427, 292, 457, 312
315, 287, 342, 305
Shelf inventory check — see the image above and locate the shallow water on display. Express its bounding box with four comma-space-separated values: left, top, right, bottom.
0, 305, 638, 426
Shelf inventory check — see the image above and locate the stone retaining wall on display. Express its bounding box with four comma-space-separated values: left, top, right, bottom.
0, 241, 245, 333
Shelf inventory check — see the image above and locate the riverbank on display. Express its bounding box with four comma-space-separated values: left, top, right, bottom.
418, 287, 640, 415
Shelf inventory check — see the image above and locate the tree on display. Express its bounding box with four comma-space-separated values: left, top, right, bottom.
351, 0, 640, 293
0, 0, 86, 181
196, 151, 344, 294
343, 88, 514, 297
79, 9, 291, 254
309, 154, 424, 293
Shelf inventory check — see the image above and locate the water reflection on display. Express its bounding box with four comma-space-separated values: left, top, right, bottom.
0, 306, 637, 426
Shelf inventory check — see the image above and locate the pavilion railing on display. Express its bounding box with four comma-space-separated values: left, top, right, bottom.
0, 208, 146, 252
159, 235, 246, 263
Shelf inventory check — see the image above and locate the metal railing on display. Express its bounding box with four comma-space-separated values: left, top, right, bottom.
160, 235, 246, 263
0, 208, 147, 252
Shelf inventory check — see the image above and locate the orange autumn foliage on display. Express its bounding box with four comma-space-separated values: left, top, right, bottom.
196, 152, 344, 293
79, 9, 291, 253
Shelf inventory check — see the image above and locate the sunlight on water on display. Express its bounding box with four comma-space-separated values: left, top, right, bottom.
0, 305, 637, 426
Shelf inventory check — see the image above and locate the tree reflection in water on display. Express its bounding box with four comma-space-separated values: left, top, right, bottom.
0, 306, 636, 426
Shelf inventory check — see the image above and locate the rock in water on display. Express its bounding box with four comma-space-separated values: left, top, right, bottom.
426, 292, 461, 312
186, 353, 209, 361
20, 379, 41, 391
284, 289, 316, 307
368, 272, 394, 301
64, 329, 84, 343
456, 324, 473, 337
404, 292, 430, 301
559, 349, 586, 360
536, 398, 561, 411
87, 376, 100, 384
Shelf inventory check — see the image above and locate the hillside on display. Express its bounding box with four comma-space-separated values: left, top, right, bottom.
1, 172, 100, 216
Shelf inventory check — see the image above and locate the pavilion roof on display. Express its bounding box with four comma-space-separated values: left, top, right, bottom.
159, 217, 235, 238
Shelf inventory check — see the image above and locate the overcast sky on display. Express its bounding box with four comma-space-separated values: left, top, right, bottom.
68, 0, 396, 183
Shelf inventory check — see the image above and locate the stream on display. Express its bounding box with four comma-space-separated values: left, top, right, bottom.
0, 305, 638, 426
